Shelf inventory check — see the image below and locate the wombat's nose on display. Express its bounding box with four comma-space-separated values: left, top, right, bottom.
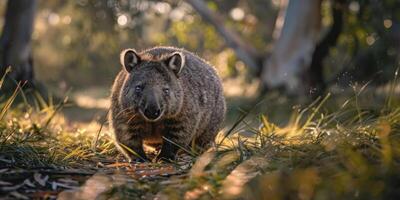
144, 107, 161, 120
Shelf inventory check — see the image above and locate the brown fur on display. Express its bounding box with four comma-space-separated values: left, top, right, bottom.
109, 46, 226, 161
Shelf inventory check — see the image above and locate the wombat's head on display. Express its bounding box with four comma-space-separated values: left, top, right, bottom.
119, 49, 185, 122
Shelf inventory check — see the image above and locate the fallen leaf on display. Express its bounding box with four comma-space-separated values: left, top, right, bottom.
0, 180, 12, 186
23, 179, 35, 187
58, 178, 79, 185
52, 182, 79, 190
34, 173, 49, 187
1, 183, 24, 191
10, 191, 29, 200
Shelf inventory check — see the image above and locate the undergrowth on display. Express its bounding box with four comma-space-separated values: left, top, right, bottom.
0, 70, 116, 170
156, 77, 400, 199
2, 69, 400, 200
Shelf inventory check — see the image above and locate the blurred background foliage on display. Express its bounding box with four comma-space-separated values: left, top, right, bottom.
31, 0, 245, 91
0, 0, 397, 127
326, 0, 400, 85
0, 0, 397, 98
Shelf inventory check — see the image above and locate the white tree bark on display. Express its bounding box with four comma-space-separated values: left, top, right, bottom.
261, 0, 322, 93
272, 0, 289, 41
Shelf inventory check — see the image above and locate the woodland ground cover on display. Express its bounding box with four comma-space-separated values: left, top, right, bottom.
1, 71, 400, 199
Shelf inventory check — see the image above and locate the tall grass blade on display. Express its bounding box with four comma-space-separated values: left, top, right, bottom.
386, 67, 399, 109
118, 143, 148, 162
0, 81, 26, 122
0, 66, 11, 89
162, 136, 198, 157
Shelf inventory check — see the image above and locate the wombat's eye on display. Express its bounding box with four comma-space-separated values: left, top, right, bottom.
135, 85, 142, 93
163, 88, 170, 95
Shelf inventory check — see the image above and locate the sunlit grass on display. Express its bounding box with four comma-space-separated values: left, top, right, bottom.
0, 76, 116, 169
0, 106, 116, 168
156, 78, 400, 199
2, 71, 400, 199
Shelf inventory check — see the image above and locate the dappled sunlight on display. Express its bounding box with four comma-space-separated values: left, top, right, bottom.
3, 77, 400, 198
72, 87, 110, 110
222, 77, 259, 98
1, 0, 400, 199
158, 86, 400, 199
74, 94, 109, 110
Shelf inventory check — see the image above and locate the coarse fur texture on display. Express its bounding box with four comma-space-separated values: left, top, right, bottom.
109, 46, 226, 161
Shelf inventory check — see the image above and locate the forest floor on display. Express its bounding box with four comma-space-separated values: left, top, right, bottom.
2, 78, 400, 199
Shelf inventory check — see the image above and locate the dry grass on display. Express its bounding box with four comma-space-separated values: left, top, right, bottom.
2, 70, 400, 199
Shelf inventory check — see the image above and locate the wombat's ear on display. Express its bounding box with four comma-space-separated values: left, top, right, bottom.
120, 49, 140, 72
165, 52, 185, 75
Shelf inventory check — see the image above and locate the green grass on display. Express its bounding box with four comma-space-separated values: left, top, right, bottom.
2, 72, 400, 199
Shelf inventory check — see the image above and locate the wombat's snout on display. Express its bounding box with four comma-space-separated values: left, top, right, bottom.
141, 105, 162, 121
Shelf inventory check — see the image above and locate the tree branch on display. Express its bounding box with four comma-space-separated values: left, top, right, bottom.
186, 0, 262, 71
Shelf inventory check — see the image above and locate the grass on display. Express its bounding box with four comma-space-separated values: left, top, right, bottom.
158, 80, 400, 199
0, 96, 116, 169
2, 72, 400, 199
0, 70, 117, 171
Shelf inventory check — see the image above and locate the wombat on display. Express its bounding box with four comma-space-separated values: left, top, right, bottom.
109, 46, 226, 161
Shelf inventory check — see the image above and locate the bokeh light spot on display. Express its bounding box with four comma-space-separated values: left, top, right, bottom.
62, 15, 71, 25
117, 14, 128, 27
349, 1, 360, 13
384, 19, 392, 29
48, 13, 60, 25
366, 35, 375, 45
230, 7, 245, 21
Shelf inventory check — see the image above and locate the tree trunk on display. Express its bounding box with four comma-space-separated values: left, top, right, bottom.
271, 0, 289, 41
306, 0, 345, 98
261, 0, 322, 94
0, 0, 37, 88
